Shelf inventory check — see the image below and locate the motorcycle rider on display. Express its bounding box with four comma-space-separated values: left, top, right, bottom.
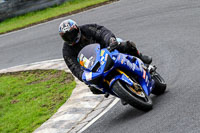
59, 19, 152, 99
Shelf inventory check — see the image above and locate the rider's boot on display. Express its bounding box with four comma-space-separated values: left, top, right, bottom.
89, 86, 104, 94
139, 53, 152, 64
104, 92, 110, 98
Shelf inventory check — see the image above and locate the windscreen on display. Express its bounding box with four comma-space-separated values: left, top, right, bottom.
77, 44, 100, 69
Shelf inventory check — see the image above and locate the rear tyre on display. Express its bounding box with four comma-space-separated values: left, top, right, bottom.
151, 71, 167, 95
112, 80, 153, 111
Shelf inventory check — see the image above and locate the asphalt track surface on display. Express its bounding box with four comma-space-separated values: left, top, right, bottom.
0, 0, 200, 132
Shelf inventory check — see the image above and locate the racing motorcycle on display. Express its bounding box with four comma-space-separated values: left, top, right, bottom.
77, 38, 166, 111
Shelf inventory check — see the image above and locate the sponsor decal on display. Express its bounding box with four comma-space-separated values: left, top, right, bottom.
145, 76, 149, 86
83, 57, 90, 68
132, 63, 136, 71
137, 59, 143, 72
127, 61, 135, 71
100, 50, 105, 56
117, 55, 121, 61
112, 56, 116, 60
127, 61, 131, 68
101, 61, 105, 65
80, 54, 84, 61
85, 72, 92, 81
101, 56, 104, 61
89, 56, 94, 66
143, 70, 146, 79
80, 60, 84, 67
79, 54, 90, 68
147, 80, 149, 86
105, 54, 108, 61
150, 87, 152, 91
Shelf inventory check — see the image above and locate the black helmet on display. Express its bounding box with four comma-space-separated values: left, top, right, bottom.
59, 19, 81, 46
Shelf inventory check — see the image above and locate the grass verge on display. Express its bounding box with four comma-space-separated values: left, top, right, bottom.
0, 0, 117, 35
0, 69, 76, 133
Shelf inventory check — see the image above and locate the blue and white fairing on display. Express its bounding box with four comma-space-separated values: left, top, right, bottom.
77, 43, 154, 96
78, 44, 110, 82
108, 51, 154, 95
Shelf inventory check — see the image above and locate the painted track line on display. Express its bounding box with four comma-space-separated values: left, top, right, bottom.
78, 98, 120, 133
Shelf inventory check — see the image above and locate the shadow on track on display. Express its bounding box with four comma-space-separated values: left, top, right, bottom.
109, 91, 169, 125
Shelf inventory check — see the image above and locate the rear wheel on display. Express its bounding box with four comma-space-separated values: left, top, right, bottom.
112, 80, 153, 111
151, 71, 167, 95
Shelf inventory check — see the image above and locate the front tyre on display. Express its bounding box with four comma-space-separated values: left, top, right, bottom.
112, 80, 153, 111
151, 71, 167, 95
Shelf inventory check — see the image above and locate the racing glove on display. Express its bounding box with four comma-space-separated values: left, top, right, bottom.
108, 37, 119, 51
108, 37, 138, 55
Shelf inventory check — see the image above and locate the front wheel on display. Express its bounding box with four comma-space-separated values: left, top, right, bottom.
151, 71, 167, 95
112, 80, 153, 111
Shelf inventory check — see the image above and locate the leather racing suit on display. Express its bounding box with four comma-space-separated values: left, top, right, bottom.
63, 24, 142, 81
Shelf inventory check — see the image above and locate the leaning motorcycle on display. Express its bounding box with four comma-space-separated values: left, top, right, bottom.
77, 39, 166, 111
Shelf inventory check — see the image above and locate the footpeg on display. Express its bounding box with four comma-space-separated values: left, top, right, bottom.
104, 92, 110, 98
148, 65, 157, 73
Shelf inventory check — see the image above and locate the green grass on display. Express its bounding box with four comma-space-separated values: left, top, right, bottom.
0, 0, 112, 34
0, 70, 76, 133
